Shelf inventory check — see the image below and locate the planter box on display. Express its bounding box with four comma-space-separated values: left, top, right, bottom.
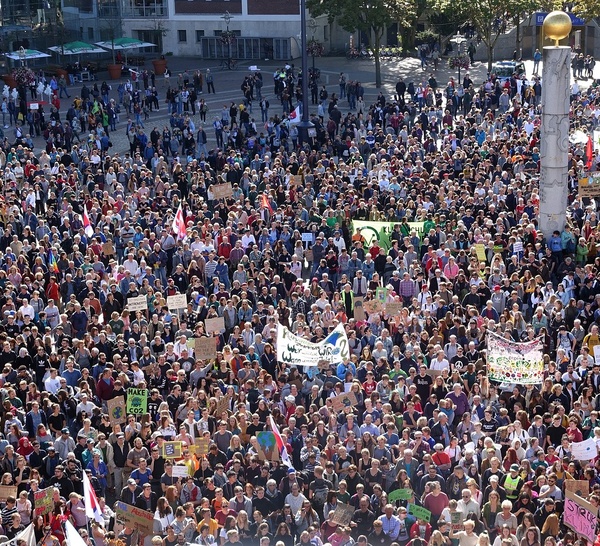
107, 64, 123, 80
152, 58, 167, 75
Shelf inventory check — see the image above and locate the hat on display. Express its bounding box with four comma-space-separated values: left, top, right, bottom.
127, 478, 136, 485
494, 285, 501, 291
510, 464, 519, 471
61, 428, 69, 434
285, 395, 295, 403
117, 433, 125, 438
86, 438, 94, 444
288, 468, 296, 474
47, 446, 55, 451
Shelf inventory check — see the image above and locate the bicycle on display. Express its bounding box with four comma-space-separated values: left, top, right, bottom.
219, 58, 237, 70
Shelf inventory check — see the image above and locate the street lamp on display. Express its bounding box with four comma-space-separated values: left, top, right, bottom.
450, 32, 467, 83
221, 11, 233, 69
297, 0, 314, 146
308, 18, 317, 71
18, 46, 26, 67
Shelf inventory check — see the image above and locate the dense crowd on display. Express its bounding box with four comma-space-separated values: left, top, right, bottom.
0, 50, 597, 546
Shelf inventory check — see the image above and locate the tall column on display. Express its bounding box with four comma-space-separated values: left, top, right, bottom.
538, 45, 570, 237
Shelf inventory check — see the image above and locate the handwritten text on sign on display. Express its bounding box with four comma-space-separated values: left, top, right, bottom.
563, 490, 598, 543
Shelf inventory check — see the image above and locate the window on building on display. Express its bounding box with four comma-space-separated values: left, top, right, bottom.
88, 27, 94, 40
178, 30, 187, 42
196, 30, 204, 42
324, 25, 329, 41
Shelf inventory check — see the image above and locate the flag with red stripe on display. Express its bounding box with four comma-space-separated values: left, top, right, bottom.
172, 203, 187, 240
83, 470, 104, 524
268, 415, 294, 468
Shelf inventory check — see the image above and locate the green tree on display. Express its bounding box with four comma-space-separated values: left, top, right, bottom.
307, 0, 415, 87
572, 0, 600, 22
432, 0, 540, 71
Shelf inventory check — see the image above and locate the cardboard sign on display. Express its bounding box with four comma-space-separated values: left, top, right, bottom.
114, 501, 155, 535
34, 487, 54, 516
167, 294, 187, 311
126, 388, 148, 415
205, 316, 225, 334
331, 503, 354, 526
579, 172, 600, 197
195, 337, 217, 361
107, 396, 126, 425
161, 441, 182, 459
0, 485, 17, 503
451, 511, 463, 533
171, 465, 189, 478
564, 489, 597, 543
564, 479, 590, 498
475, 244, 487, 262
408, 503, 431, 522
330, 391, 359, 413
211, 183, 233, 200
127, 295, 148, 312
363, 299, 383, 314
192, 438, 210, 456
353, 297, 365, 321
256, 431, 280, 461
215, 397, 229, 418
388, 488, 413, 502
385, 302, 403, 317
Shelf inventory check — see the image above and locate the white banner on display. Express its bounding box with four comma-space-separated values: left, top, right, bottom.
487, 330, 544, 384
276, 323, 349, 367
571, 437, 598, 460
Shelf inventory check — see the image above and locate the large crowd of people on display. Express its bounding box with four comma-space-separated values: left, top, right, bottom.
0, 48, 596, 546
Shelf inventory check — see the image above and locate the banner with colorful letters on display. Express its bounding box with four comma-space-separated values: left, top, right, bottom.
486, 330, 544, 384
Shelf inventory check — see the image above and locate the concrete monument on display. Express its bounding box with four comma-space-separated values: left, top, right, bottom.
539, 11, 572, 237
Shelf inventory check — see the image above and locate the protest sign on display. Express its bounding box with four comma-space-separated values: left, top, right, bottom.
579, 172, 600, 197
330, 392, 359, 413
161, 441, 182, 459
408, 504, 431, 522
451, 511, 464, 533
363, 299, 384, 314
388, 488, 413, 502
126, 388, 148, 415
475, 244, 487, 262
331, 503, 354, 526
301, 233, 313, 243
571, 438, 598, 461
193, 438, 210, 456
513, 241, 524, 254
375, 287, 388, 302
167, 294, 187, 311
564, 479, 590, 498
211, 183, 234, 200
127, 295, 148, 312
171, 465, 189, 478
34, 487, 54, 516
215, 397, 230, 418
114, 501, 155, 535
352, 220, 425, 250
195, 337, 217, 361
353, 297, 365, 321
385, 302, 403, 317
276, 323, 350, 368
256, 431, 280, 461
205, 316, 225, 334
564, 489, 597, 543
0, 485, 17, 503
107, 396, 126, 424
486, 330, 544, 384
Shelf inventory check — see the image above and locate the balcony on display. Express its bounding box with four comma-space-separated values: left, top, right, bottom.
121, 0, 167, 17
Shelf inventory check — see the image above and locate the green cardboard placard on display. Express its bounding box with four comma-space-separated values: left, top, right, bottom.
389, 488, 413, 501
408, 503, 431, 522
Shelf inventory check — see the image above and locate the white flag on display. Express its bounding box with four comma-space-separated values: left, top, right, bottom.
288, 106, 301, 124
64, 520, 89, 546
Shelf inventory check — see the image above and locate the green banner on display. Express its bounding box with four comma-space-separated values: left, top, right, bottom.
389, 488, 413, 501
126, 388, 148, 415
408, 503, 431, 522
352, 220, 425, 250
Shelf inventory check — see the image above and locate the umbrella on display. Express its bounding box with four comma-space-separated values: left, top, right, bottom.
5, 49, 50, 60
95, 37, 156, 51
48, 41, 105, 55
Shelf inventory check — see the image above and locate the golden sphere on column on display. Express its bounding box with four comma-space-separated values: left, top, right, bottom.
543, 11, 572, 45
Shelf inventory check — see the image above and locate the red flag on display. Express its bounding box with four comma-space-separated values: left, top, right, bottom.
82, 208, 93, 238
172, 204, 187, 240
586, 135, 594, 171
268, 415, 294, 468
261, 194, 273, 214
